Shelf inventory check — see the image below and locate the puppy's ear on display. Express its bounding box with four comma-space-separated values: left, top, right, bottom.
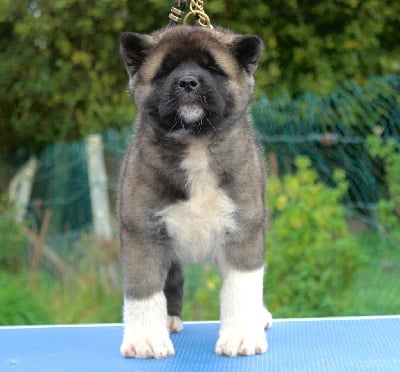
230, 35, 264, 74
120, 32, 153, 77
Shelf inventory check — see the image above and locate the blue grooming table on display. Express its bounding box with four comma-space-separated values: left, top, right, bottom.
1, 316, 399, 371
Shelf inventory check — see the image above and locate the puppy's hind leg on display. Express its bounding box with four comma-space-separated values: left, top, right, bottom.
164, 261, 184, 333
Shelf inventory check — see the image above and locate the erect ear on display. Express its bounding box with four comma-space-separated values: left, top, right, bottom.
230, 35, 264, 73
120, 32, 153, 77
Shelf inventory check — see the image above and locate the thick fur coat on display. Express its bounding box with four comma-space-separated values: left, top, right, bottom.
118, 25, 272, 358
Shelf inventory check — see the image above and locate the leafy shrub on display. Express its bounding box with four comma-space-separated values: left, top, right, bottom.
367, 135, 400, 243
183, 265, 221, 320
265, 157, 362, 317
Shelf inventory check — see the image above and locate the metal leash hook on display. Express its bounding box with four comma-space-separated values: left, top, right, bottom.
168, 0, 213, 28
183, 0, 213, 28
168, 0, 187, 26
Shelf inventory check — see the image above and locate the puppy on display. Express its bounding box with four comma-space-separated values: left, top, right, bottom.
118, 25, 272, 358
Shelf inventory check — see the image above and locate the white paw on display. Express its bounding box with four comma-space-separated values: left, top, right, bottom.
263, 308, 273, 329
121, 293, 175, 359
120, 327, 174, 359
168, 315, 183, 333
215, 325, 268, 357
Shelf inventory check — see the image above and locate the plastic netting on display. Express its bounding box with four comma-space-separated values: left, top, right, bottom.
253, 74, 400, 225
18, 73, 400, 242
27, 128, 133, 246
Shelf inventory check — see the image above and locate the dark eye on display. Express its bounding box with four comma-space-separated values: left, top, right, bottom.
200, 54, 226, 76
154, 55, 179, 80
205, 63, 225, 75
154, 68, 169, 81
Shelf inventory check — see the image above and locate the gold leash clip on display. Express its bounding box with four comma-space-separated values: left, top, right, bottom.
183, 0, 213, 28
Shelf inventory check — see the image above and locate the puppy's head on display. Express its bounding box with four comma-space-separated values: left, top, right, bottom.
120, 26, 263, 138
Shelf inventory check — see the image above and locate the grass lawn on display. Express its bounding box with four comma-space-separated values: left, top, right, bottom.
0, 230, 398, 325
342, 231, 400, 316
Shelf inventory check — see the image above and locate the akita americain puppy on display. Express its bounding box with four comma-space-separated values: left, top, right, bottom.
118, 25, 272, 358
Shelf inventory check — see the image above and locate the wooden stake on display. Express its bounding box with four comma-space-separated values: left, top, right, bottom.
85, 134, 112, 240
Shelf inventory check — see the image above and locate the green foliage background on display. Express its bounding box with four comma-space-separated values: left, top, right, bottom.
0, 1, 399, 324
1, 0, 400, 155
265, 157, 362, 317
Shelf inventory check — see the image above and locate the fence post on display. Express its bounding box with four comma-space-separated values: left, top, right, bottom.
9, 156, 38, 222
85, 134, 112, 240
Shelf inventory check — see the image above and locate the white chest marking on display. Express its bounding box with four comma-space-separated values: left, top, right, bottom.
158, 141, 237, 263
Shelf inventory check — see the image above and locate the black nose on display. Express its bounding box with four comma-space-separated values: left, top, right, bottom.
178, 76, 199, 92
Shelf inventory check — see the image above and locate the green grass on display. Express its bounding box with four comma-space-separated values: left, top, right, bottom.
0, 229, 398, 325
341, 231, 400, 316
0, 271, 51, 325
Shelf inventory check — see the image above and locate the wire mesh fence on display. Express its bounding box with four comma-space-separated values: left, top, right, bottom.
253, 74, 400, 226
7, 73, 396, 244
1, 74, 399, 322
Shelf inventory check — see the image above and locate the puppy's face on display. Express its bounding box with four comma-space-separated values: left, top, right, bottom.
120, 26, 263, 138
151, 50, 228, 136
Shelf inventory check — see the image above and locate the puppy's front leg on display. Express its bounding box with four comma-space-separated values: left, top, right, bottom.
215, 265, 272, 357
121, 292, 174, 359
120, 231, 174, 359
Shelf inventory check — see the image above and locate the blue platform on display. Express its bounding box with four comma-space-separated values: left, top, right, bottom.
1, 316, 399, 371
